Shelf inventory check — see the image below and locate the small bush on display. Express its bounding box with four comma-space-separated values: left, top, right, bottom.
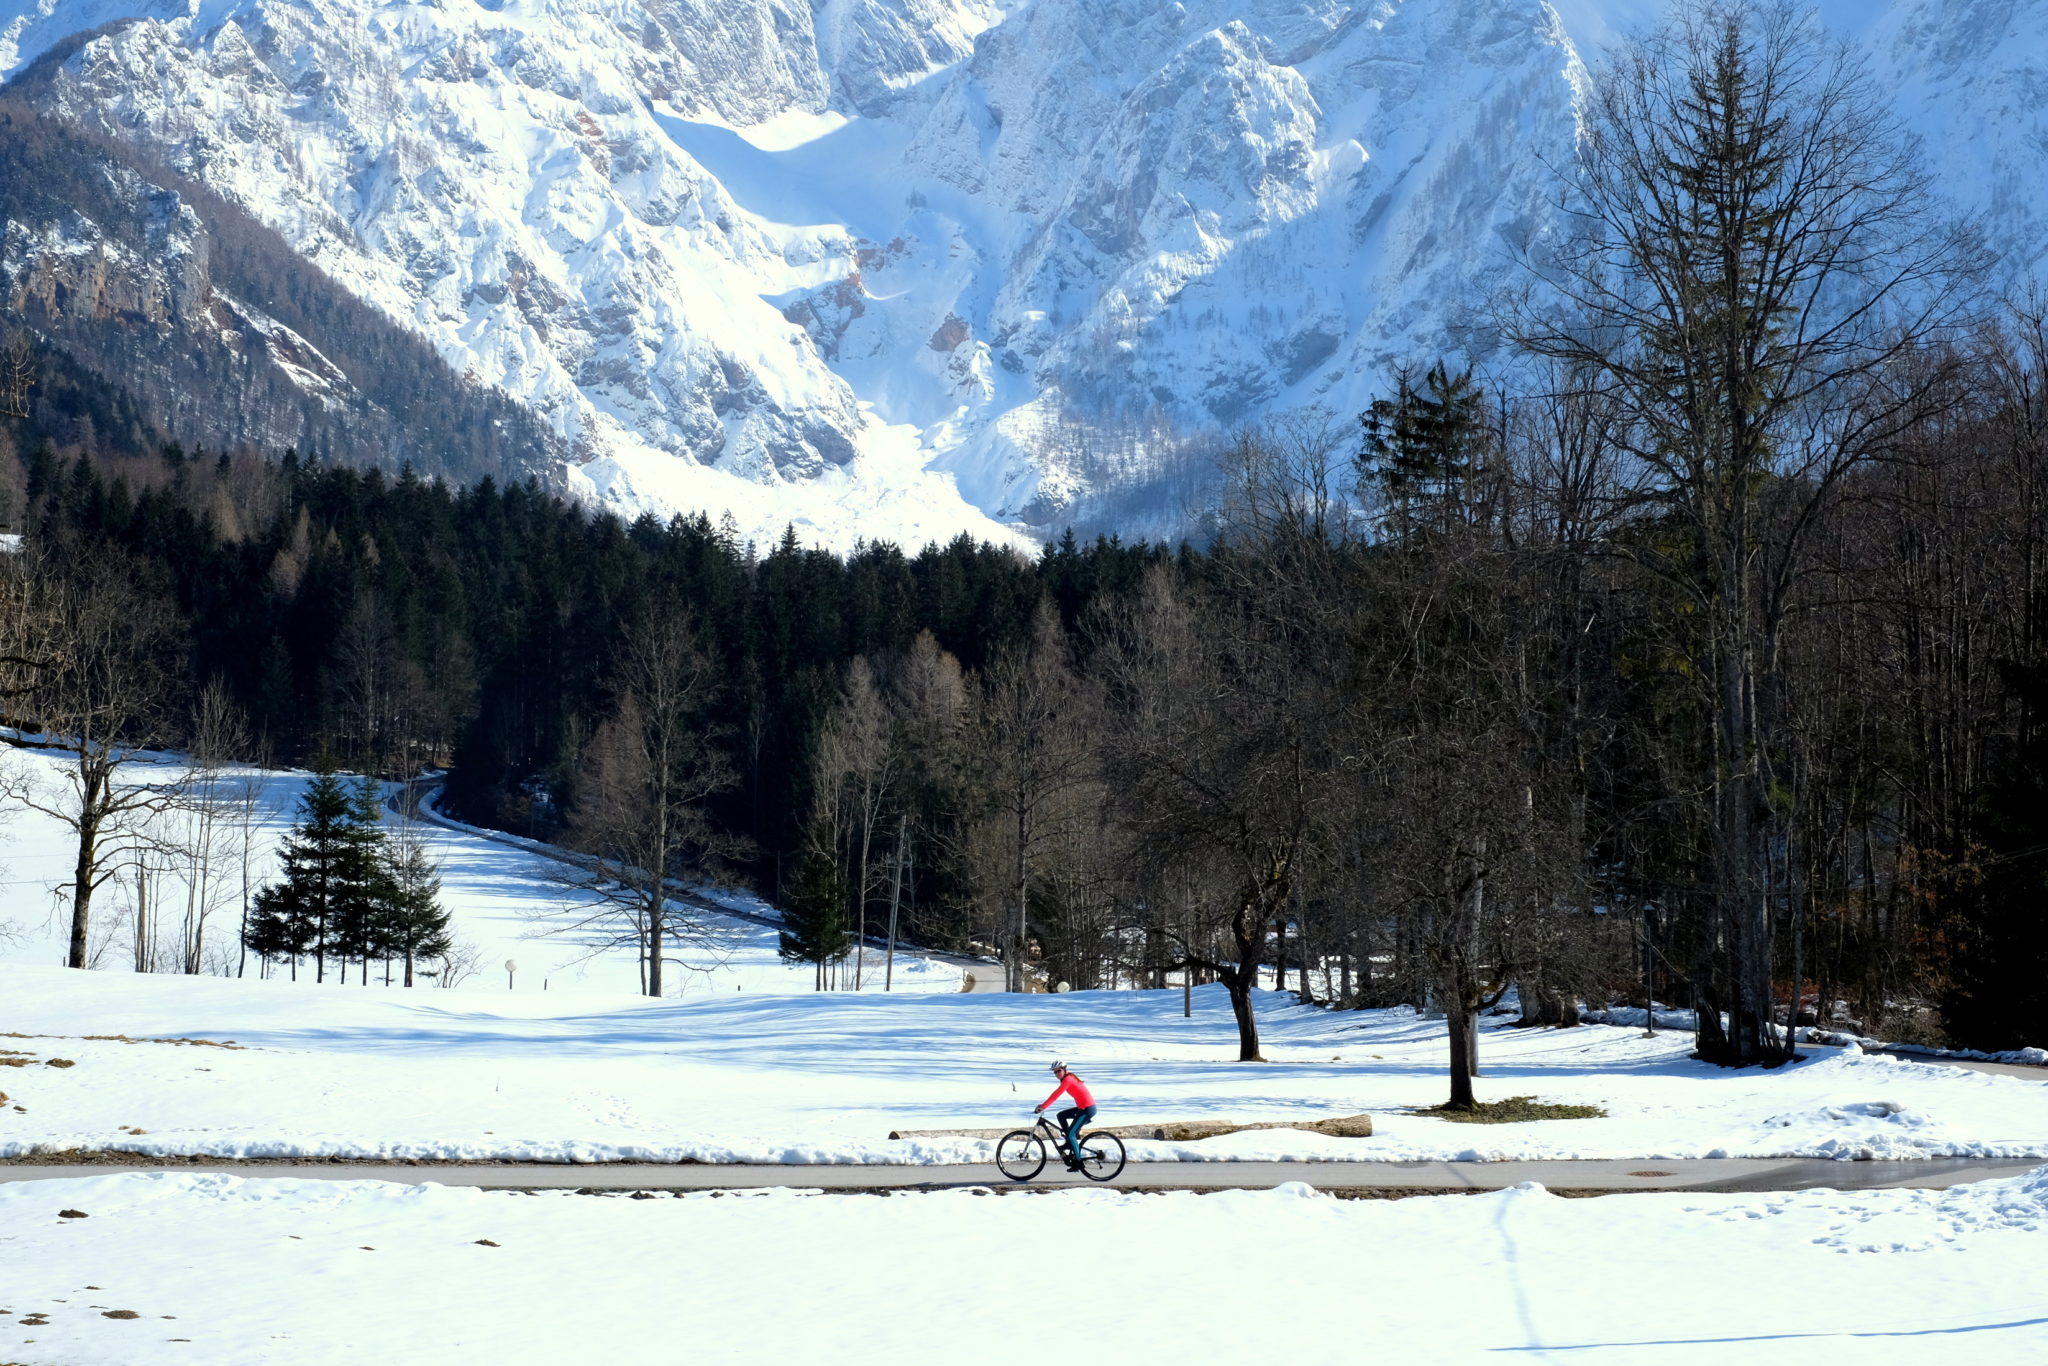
1412, 1096, 1607, 1124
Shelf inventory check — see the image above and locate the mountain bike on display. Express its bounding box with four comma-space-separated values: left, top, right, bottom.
995, 1112, 1127, 1182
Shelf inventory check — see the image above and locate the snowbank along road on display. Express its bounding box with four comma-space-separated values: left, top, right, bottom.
2, 1156, 2040, 1195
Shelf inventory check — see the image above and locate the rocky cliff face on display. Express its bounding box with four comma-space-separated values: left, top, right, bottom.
1, 0, 2041, 546
0, 97, 562, 478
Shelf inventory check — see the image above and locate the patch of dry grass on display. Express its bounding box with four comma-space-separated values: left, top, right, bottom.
0, 1032, 241, 1048
1411, 1096, 1607, 1124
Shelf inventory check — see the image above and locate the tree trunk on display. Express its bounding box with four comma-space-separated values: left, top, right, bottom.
238, 817, 252, 980
854, 815, 872, 990
1786, 855, 1807, 1060
646, 885, 665, 998
1295, 893, 1312, 1002
182, 832, 203, 975
884, 816, 905, 991
132, 864, 149, 972
1452, 840, 1487, 1076
1223, 896, 1267, 1060
1641, 899, 1658, 1032
1446, 995, 1477, 1109
1224, 968, 1263, 1062
67, 807, 101, 969
1011, 807, 1029, 993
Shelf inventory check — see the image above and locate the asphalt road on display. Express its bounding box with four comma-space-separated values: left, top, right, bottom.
1, 1156, 2037, 1194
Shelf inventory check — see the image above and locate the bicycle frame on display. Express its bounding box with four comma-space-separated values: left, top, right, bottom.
1032, 1112, 1095, 1159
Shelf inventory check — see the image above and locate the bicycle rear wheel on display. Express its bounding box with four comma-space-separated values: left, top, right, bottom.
995, 1128, 1047, 1182
1076, 1129, 1126, 1182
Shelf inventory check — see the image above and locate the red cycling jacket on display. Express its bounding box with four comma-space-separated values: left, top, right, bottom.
1039, 1071, 1095, 1111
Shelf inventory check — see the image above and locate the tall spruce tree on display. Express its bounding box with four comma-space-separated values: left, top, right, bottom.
380, 824, 452, 988
241, 764, 384, 983
241, 874, 320, 979
778, 837, 851, 990
324, 775, 394, 985
1358, 362, 1490, 541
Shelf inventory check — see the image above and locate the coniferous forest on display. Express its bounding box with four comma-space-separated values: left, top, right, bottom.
6, 4, 2048, 1088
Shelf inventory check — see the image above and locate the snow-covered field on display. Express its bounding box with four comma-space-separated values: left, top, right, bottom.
6, 1171, 2048, 1365
5, 749, 2048, 1165
9, 749, 2048, 1362
0, 748, 968, 996
4, 964, 2048, 1165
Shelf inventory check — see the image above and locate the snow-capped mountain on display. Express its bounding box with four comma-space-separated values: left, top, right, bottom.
1, 0, 2042, 548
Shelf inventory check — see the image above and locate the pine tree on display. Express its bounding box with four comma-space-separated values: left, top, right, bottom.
1358, 361, 1489, 541
777, 837, 851, 990
321, 775, 393, 984
243, 763, 360, 982
242, 876, 319, 980
240, 766, 395, 983
380, 825, 451, 988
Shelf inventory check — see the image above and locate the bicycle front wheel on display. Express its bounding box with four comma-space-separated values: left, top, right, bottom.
995, 1128, 1047, 1182
1076, 1129, 1126, 1182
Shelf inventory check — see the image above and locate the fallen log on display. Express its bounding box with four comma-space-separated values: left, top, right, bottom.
887, 1114, 1372, 1142
1149, 1115, 1375, 1141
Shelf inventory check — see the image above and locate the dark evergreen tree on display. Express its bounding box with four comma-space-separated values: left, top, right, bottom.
379, 827, 452, 988
241, 877, 320, 980
242, 763, 364, 983
778, 836, 852, 991
1358, 361, 1490, 541
322, 775, 394, 984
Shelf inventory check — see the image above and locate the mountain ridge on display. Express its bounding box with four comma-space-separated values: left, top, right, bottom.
1, 0, 2041, 547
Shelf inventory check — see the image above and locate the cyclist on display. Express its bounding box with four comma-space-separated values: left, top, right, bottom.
1034, 1060, 1097, 1169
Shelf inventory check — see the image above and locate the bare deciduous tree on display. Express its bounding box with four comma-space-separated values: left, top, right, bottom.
1104, 562, 1331, 1061
974, 604, 1099, 993
1, 541, 185, 968
179, 680, 252, 974
560, 606, 742, 997
823, 656, 896, 988
0, 330, 34, 421
1515, 0, 1984, 1064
